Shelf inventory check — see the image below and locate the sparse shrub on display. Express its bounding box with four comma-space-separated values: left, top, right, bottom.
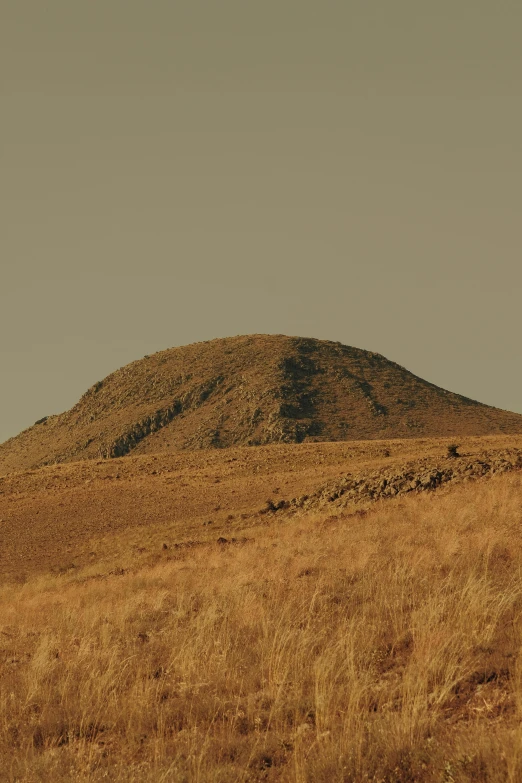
261, 498, 277, 513
447, 443, 460, 458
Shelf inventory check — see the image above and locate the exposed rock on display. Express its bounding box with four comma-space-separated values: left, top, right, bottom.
2, 334, 522, 473
284, 448, 522, 512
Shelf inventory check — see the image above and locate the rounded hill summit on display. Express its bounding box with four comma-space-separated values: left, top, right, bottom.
2, 334, 522, 473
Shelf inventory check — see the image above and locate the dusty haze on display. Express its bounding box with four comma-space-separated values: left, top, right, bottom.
2, 1, 521, 443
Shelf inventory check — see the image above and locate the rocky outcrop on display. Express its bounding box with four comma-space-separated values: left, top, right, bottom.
276, 449, 522, 513
98, 402, 183, 458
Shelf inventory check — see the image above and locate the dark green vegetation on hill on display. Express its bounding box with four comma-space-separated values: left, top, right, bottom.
2, 334, 522, 473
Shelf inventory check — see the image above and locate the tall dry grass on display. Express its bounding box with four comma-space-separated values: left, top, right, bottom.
1, 474, 522, 782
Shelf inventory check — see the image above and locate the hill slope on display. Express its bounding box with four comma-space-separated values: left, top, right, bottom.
1, 435, 521, 582
2, 447, 522, 780
2, 334, 522, 473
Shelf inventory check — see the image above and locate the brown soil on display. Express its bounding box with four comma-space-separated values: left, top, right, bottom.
2, 334, 522, 474
2, 442, 522, 781
1, 434, 521, 583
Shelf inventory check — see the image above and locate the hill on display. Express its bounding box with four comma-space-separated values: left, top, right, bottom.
1, 434, 521, 582
2, 334, 522, 473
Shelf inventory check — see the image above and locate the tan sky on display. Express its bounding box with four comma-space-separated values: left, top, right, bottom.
1, 1, 521, 442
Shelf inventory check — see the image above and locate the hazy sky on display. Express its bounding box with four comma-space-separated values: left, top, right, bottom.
2, 1, 521, 443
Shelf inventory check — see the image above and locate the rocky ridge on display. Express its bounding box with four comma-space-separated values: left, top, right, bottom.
275, 448, 522, 513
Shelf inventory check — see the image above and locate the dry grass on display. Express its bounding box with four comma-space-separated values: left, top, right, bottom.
2, 435, 522, 583
2, 473, 522, 782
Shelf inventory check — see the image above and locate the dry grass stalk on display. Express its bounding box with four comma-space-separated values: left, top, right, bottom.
1, 474, 522, 781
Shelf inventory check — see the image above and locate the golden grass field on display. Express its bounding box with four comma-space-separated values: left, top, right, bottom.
2, 436, 522, 781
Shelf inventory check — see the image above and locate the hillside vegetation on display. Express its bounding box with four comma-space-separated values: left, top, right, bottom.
2, 471, 522, 782
1, 435, 521, 582
2, 335, 522, 473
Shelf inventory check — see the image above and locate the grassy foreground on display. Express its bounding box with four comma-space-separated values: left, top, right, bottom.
2, 474, 522, 782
